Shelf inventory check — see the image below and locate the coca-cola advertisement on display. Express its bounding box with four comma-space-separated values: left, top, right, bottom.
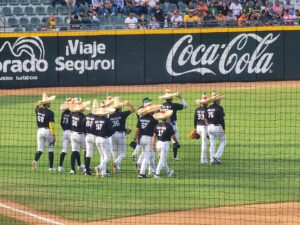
0, 30, 297, 89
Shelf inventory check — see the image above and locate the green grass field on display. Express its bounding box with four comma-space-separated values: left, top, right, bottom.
0, 88, 299, 222
0, 215, 27, 225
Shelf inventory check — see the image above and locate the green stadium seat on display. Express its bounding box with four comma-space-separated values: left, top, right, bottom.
47, 6, 56, 14
0, 0, 7, 5
56, 16, 63, 25
14, 27, 24, 32
2, 7, 12, 16
19, 0, 29, 4
30, 17, 41, 26
25, 25, 35, 31
178, 2, 187, 12
13, 7, 24, 15
24, 6, 34, 15
30, 0, 40, 5
36, 6, 46, 15
19, 17, 29, 26
8, 17, 18, 26
8, 0, 18, 5
41, 0, 51, 4
57, 6, 68, 15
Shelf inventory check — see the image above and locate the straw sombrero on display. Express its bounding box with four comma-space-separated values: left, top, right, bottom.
158, 89, 179, 100
138, 99, 161, 117
85, 99, 99, 111
195, 93, 211, 105
105, 93, 115, 106
92, 101, 116, 116
60, 97, 75, 111
69, 98, 91, 112
112, 97, 128, 109
36, 93, 56, 105
153, 109, 173, 121
210, 91, 225, 102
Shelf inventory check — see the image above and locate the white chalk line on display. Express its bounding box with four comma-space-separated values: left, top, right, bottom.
0, 203, 65, 225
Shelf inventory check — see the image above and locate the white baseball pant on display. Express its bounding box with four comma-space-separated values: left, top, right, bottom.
71, 132, 86, 152
61, 130, 72, 154
36, 128, 54, 153
208, 124, 226, 162
95, 136, 111, 176
139, 135, 156, 176
132, 144, 141, 158
156, 141, 171, 175
110, 132, 126, 167
196, 125, 209, 162
86, 133, 96, 158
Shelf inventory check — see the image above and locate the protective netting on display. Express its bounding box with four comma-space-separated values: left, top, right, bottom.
0, 81, 300, 225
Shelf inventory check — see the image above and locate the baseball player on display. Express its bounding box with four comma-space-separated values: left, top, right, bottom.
69, 98, 91, 174
84, 99, 99, 176
194, 94, 211, 164
58, 98, 74, 172
93, 102, 116, 177
207, 91, 226, 164
152, 109, 180, 179
32, 93, 56, 172
109, 97, 136, 173
134, 99, 160, 178
159, 89, 187, 160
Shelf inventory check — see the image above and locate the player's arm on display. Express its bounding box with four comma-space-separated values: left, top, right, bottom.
178, 94, 187, 108
219, 108, 225, 131
194, 110, 197, 129
152, 133, 157, 152
134, 128, 141, 143
171, 134, 180, 148
126, 101, 136, 113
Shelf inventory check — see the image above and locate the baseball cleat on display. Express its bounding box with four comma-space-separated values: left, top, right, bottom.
132, 155, 136, 161
154, 175, 161, 179
112, 163, 117, 173
49, 168, 56, 172
136, 164, 141, 174
210, 160, 217, 165
85, 171, 92, 176
32, 161, 38, 172
58, 166, 64, 172
70, 170, 75, 175
213, 157, 222, 164
201, 160, 209, 164
94, 167, 100, 177
173, 157, 181, 161
168, 169, 174, 177
78, 165, 85, 172
138, 174, 146, 179
101, 173, 110, 178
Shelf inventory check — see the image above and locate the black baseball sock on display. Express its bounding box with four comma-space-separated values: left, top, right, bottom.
48, 152, 54, 168
71, 151, 76, 171
84, 151, 87, 167
173, 145, 178, 158
85, 157, 91, 173
59, 152, 66, 167
34, 151, 43, 162
75, 151, 81, 166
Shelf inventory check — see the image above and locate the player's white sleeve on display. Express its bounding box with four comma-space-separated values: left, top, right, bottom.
181, 98, 187, 108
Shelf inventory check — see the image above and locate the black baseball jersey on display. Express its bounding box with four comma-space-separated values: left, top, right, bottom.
60, 109, 72, 131
109, 111, 131, 132
71, 112, 86, 133
85, 113, 97, 135
154, 122, 175, 142
35, 107, 54, 128
93, 116, 115, 138
162, 102, 184, 122
194, 105, 208, 128
207, 103, 225, 130
137, 114, 158, 137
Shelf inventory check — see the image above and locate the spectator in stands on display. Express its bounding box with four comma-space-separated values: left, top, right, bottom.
52, 0, 67, 7
184, 8, 198, 28
196, 10, 204, 26
138, 13, 148, 28
48, 15, 57, 31
284, 0, 295, 15
242, 1, 251, 16
273, 0, 283, 15
259, 9, 270, 25
147, 0, 157, 16
248, 11, 261, 26
124, 0, 134, 15
154, 3, 164, 27
186, 1, 195, 13
90, 10, 100, 23
226, 9, 237, 26
269, 11, 282, 25
171, 9, 183, 28
125, 12, 138, 28
103, 0, 117, 16
197, 0, 208, 13
163, 13, 171, 28
295, 10, 300, 24
216, 10, 226, 26
149, 15, 160, 28
261, 0, 273, 17
92, 0, 104, 15
203, 11, 217, 27
133, 0, 147, 15
238, 12, 247, 26
113, 0, 125, 13
219, 1, 229, 16
208, 2, 218, 16
40, 18, 48, 31
229, 0, 242, 18
252, 1, 261, 14
69, 14, 81, 29
283, 9, 295, 24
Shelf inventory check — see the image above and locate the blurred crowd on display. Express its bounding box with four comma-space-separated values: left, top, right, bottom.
44, 0, 300, 30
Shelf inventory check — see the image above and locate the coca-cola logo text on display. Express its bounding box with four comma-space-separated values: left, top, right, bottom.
166, 33, 280, 76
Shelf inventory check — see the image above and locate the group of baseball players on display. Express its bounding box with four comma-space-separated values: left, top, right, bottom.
32, 89, 226, 179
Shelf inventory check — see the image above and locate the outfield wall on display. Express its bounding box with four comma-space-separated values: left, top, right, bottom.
0, 27, 299, 89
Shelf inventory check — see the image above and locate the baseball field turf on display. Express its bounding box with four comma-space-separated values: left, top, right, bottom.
0, 86, 299, 222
